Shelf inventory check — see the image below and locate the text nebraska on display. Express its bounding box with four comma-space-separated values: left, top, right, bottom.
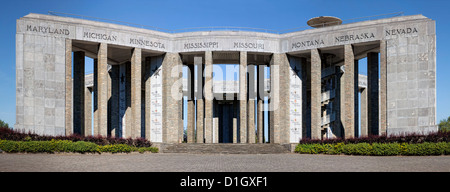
292, 39, 324, 49
129, 38, 165, 49
26, 25, 70, 35
335, 32, 375, 43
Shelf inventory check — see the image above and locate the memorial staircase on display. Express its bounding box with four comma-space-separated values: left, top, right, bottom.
160, 143, 291, 154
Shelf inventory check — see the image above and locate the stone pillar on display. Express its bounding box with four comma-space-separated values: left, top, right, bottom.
131, 48, 142, 138
379, 40, 387, 135
213, 117, 219, 143
257, 100, 263, 143
187, 64, 195, 143
310, 49, 322, 140
268, 53, 290, 143
195, 56, 204, 143
97, 43, 108, 136
239, 51, 247, 143
248, 100, 255, 143
162, 52, 183, 143
360, 88, 368, 137
84, 87, 92, 136
367, 52, 379, 136
248, 65, 256, 143
65, 39, 72, 136
73, 51, 85, 135
204, 51, 213, 143
342, 44, 355, 139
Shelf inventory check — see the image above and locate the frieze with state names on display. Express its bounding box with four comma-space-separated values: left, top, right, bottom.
21, 19, 423, 54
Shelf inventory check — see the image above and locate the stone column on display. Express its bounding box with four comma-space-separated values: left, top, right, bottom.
248, 65, 256, 143
342, 44, 355, 139
97, 43, 108, 136
379, 40, 387, 135
195, 56, 204, 143
131, 48, 142, 138
84, 87, 92, 136
257, 100, 263, 143
360, 88, 368, 137
73, 51, 85, 135
248, 101, 255, 143
204, 51, 213, 143
367, 52, 379, 136
310, 49, 322, 140
162, 52, 183, 143
187, 64, 195, 143
239, 51, 247, 143
213, 116, 219, 143
65, 39, 72, 136
268, 53, 290, 143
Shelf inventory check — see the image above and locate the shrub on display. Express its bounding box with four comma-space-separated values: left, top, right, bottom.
138, 147, 159, 153
0, 139, 158, 154
295, 142, 450, 156
371, 143, 401, 156
0, 127, 153, 147
98, 144, 133, 153
298, 131, 450, 145
343, 143, 373, 155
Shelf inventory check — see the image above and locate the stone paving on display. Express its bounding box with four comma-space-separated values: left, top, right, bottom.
1, 153, 449, 172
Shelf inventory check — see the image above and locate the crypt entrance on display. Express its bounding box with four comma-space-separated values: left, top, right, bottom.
214, 98, 238, 143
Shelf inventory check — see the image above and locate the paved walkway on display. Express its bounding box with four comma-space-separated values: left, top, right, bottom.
1, 153, 449, 172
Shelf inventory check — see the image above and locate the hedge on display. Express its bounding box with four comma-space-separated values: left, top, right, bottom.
295, 142, 450, 156
299, 131, 450, 145
0, 127, 152, 147
0, 139, 158, 154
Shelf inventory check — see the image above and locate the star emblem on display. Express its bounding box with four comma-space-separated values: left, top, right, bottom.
152, 66, 161, 77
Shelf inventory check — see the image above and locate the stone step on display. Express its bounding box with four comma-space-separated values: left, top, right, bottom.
161, 143, 291, 154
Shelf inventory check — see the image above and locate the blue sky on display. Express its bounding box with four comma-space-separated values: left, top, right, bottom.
0, 0, 449, 127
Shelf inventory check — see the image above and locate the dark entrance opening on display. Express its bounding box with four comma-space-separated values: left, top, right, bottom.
217, 100, 236, 143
